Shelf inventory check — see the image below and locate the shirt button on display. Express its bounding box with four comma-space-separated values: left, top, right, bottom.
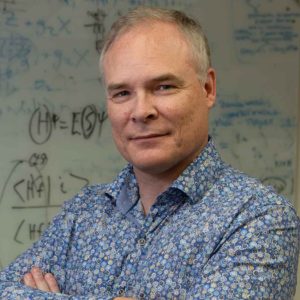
138, 238, 146, 246
118, 289, 125, 296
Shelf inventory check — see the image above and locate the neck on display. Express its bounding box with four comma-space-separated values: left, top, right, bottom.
133, 138, 209, 214
133, 161, 190, 215
134, 170, 173, 215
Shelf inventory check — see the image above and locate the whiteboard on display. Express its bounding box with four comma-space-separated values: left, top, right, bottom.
0, 0, 299, 269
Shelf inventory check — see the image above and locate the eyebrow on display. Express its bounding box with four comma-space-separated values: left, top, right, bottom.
106, 73, 185, 93
148, 73, 185, 87
107, 83, 129, 93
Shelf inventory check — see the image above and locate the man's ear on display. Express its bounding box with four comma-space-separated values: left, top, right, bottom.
203, 68, 216, 109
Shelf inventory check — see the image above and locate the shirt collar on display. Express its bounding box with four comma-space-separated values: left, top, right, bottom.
106, 137, 223, 206
105, 163, 138, 203
169, 137, 223, 204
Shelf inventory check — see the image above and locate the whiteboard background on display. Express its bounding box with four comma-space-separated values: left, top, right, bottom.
0, 0, 299, 272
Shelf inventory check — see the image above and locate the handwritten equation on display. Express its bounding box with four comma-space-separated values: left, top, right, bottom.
29, 104, 107, 144
85, 8, 106, 53
0, 0, 122, 267
210, 93, 296, 198
232, 0, 300, 60
211, 97, 295, 128
0, 152, 90, 244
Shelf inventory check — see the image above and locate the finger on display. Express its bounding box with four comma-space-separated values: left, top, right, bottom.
23, 273, 37, 289
45, 273, 60, 293
31, 267, 50, 292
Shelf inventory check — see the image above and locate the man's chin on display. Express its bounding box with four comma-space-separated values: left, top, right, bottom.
131, 157, 182, 178
132, 159, 170, 174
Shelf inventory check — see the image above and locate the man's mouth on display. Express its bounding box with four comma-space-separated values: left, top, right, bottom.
129, 133, 168, 141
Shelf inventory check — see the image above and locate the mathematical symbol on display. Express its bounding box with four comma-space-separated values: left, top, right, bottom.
69, 173, 89, 188
13, 179, 25, 202
14, 219, 25, 244
57, 16, 71, 34
59, 120, 68, 129
51, 113, 60, 129
73, 48, 89, 66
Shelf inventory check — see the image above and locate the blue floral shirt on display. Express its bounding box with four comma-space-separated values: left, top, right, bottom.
0, 139, 299, 299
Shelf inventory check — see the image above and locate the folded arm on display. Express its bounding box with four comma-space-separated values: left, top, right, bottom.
0, 197, 111, 299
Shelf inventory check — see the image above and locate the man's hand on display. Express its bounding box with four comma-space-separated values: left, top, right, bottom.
23, 267, 60, 293
23, 267, 134, 299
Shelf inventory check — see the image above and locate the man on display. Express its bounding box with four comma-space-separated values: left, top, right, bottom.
0, 6, 299, 300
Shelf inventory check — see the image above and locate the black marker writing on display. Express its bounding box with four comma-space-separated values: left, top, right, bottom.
84, 8, 106, 53
29, 104, 108, 144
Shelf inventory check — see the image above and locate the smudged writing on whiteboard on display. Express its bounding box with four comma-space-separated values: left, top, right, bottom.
232, 0, 300, 62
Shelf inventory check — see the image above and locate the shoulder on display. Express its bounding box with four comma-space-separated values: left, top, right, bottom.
217, 164, 291, 203
207, 164, 299, 227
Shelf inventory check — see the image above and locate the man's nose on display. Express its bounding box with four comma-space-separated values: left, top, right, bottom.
130, 92, 158, 123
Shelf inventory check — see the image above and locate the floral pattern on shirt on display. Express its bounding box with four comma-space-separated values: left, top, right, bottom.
1, 139, 299, 299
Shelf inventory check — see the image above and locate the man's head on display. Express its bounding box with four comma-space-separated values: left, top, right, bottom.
100, 6, 211, 83
101, 7, 216, 179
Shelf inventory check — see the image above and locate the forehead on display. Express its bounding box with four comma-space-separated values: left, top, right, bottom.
102, 21, 195, 81
109, 20, 189, 50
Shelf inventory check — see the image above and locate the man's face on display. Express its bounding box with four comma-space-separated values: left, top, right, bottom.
102, 21, 216, 178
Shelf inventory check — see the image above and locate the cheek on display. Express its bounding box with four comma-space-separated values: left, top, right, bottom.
108, 107, 128, 130
108, 115, 123, 148
173, 106, 208, 143
110, 121, 128, 157
108, 110, 131, 153
169, 110, 193, 147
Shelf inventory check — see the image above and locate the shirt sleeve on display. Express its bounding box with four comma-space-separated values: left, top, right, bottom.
0, 193, 112, 300
185, 202, 300, 300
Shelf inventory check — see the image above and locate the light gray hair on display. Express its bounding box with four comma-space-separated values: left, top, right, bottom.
100, 6, 211, 83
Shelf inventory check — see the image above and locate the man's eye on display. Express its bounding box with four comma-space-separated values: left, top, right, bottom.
113, 90, 130, 98
157, 84, 174, 91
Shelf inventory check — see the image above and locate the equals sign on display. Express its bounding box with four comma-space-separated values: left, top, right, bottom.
59, 120, 68, 130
